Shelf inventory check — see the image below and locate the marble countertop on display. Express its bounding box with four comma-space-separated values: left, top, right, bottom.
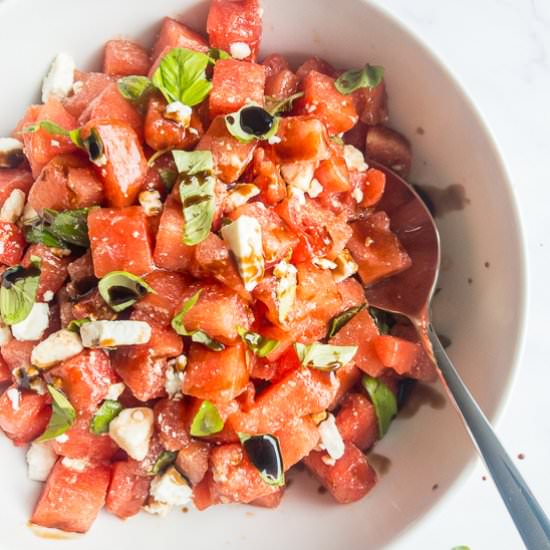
372, 1, 550, 548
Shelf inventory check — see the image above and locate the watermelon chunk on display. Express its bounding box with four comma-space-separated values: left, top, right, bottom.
209, 59, 266, 117
0, 355, 10, 385
176, 440, 210, 485
103, 39, 150, 76
1, 340, 35, 371
0, 221, 25, 266
88, 206, 154, 277
106, 460, 151, 519
63, 72, 114, 119
31, 460, 111, 533
22, 244, 70, 302
151, 17, 209, 62
0, 169, 34, 206
353, 80, 388, 126
273, 116, 330, 162
153, 398, 189, 451
336, 392, 378, 450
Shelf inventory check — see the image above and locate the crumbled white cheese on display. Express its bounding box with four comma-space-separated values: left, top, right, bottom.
281, 162, 315, 192
0, 324, 12, 346
21, 203, 39, 224
42, 290, 54, 302
288, 185, 306, 205
164, 365, 184, 399
343, 144, 368, 172
50, 139, 60, 148
109, 407, 154, 461
224, 184, 260, 213
312, 257, 337, 270
150, 466, 192, 507
6, 388, 20, 411
229, 42, 252, 60
352, 186, 364, 204
139, 190, 163, 217
31, 329, 83, 369
143, 499, 172, 517
61, 457, 88, 472
273, 259, 297, 324
26, 443, 57, 482
221, 215, 264, 291
318, 413, 345, 461
0, 138, 24, 168
105, 382, 125, 401
332, 249, 359, 283
72, 80, 84, 95
321, 454, 337, 466
11, 303, 50, 342
80, 320, 151, 348
41, 53, 75, 103
164, 101, 192, 127
307, 178, 323, 198
267, 135, 282, 145
55, 434, 69, 444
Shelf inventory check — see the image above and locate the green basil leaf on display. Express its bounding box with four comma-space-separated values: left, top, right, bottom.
368, 306, 394, 335
171, 290, 225, 351
237, 326, 279, 358
334, 64, 384, 95
150, 450, 177, 475
208, 48, 232, 61
172, 150, 214, 175
152, 47, 213, 106
265, 91, 304, 115
24, 225, 65, 249
66, 317, 91, 333
36, 385, 76, 442
98, 271, 155, 313
25, 208, 89, 249
190, 400, 224, 436
0, 263, 41, 325
294, 342, 358, 371
89, 400, 123, 435
362, 375, 397, 437
327, 304, 365, 339
23, 120, 83, 148
159, 169, 178, 191
179, 170, 216, 245
239, 433, 285, 487
224, 104, 280, 144
117, 75, 153, 102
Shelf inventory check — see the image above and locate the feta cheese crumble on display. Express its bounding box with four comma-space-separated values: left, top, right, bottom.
11, 303, 49, 342
105, 382, 125, 401
164, 365, 184, 399
332, 249, 359, 282
41, 53, 75, 103
109, 407, 154, 461
273, 259, 297, 324
343, 144, 368, 172
6, 388, 20, 411
31, 329, 83, 369
318, 413, 345, 461
61, 457, 88, 472
164, 101, 192, 127
26, 443, 57, 482
80, 320, 151, 348
224, 183, 260, 213
229, 42, 252, 60
150, 466, 192, 507
139, 190, 163, 216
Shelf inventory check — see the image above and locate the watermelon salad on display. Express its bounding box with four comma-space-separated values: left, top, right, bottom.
0, 0, 437, 535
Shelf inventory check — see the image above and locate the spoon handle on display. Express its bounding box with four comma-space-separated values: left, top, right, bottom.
428, 326, 550, 550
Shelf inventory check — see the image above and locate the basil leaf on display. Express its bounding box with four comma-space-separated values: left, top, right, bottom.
67, 317, 91, 333
294, 342, 358, 371
159, 169, 177, 191
239, 433, 285, 487
172, 150, 214, 175
36, 385, 76, 442
89, 400, 123, 435
98, 271, 155, 313
171, 290, 225, 351
117, 75, 153, 102
368, 306, 394, 335
225, 104, 280, 144
24, 225, 65, 249
25, 208, 89, 249
361, 375, 397, 437
327, 304, 365, 338
265, 92, 304, 116
208, 48, 232, 62
190, 400, 224, 436
152, 47, 212, 106
335, 64, 384, 95
237, 326, 279, 358
150, 450, 177, 475
0, 263, 41, 325
23, 121, 83, 148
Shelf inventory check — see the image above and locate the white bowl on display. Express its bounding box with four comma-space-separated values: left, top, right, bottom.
0, 0, 525, 548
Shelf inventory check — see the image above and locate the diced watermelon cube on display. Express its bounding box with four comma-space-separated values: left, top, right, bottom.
0, 387, 51, 445
304, 442, 377, 504
0, 169, 34, 206
103, 39, 150, 76
297, 71, 358, 135
273, 116, 330, 162
353, 80, 388, 126
207, 0, 262, 61
336, 277, 367, 311
209, 59, 266, 117
63, 71, 114, 119
176, 440, 210, 485
265, 69, 299, 100
153, 398, 189, 451
183, 343, 249, 403
261, 54, 290, 79
336, 392, 378, 450
1, 340, 35, 371
196, 116, 257, 183
192, 471, 219, 510
390, 323, 437, 381
31, 460, 111, 533
315, 155, 351, 193
373, 334, 418, 375
151, 17, 209, 62
88, 206, 154, 277
80, 120, 147, 208
276, 415, 319, 469
250, 490, 284, 508
347, 212, 412, 286
106, 460, 151, 519
295, 57, 337, 81
0, 221, 25, 266
0, 355, 10, 384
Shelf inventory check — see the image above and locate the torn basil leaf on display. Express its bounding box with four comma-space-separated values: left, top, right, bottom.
36, 385, 76, 442
294, 342, 358, 371
190, 400, 224, 437
265, 91, 304, 115
117, 75, 153, 102
89, 400, 123, 435
208, 48, 231, 62
22, 121, 83, 148
224, 104, 280, 144
98, 271, 155, 312
67, 317, 91, 333
0, 262, 41, 325
334, 64, 384, 95
327, 304, 365, 339
159, 168, 177, 191
362, 375, 397, 437
152, 47, 212, 107
175, 150, 216, 245
150, 450, 177, 475
82, 128, 105, 165
368, 306, 394, 335
25, 208, 90, 249
237, 327, 279, 358
239, 433, 285, 487
171, 290, 225, 351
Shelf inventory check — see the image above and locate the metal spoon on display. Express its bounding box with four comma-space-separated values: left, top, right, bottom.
364, 161, 550, 550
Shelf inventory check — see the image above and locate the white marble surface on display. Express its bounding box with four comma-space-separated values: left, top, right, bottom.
371, 0, 550, 548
